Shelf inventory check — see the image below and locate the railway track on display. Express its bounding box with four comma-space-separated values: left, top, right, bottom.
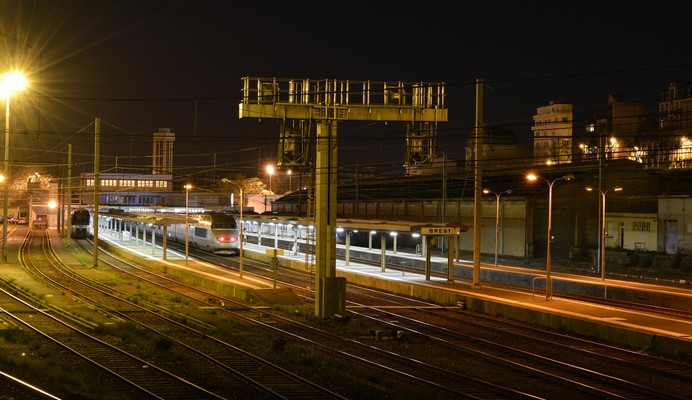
0, 286, 216, 399
9, 228, 691, 399
337, 251, 692, 320
206, 249, 692, 399
16, 229, 347, 399
0, 369, 62, 400
345, 303, 692, 399
81, 238, 538, 399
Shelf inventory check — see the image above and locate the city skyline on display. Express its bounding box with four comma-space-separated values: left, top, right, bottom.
2, 0, 691, 179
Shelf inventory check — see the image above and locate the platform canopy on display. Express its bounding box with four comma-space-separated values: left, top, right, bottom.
100, 211, 189, 227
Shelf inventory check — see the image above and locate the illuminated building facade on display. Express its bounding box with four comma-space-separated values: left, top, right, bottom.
580, 95, 648, 163
659, 81, 692, 169
153, 128, 175, 175
532, 100, 573, 165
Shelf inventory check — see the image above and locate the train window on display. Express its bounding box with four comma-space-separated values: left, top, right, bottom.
212, 222, 236, 229
194, 227, 207, 238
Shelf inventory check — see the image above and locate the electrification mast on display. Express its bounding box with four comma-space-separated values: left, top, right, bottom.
239, 77, 448, 317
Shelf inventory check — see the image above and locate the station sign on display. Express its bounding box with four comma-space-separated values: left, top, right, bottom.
420, 227, 459, 235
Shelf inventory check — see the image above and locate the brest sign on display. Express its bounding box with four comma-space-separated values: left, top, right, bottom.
420, 227, 460, 235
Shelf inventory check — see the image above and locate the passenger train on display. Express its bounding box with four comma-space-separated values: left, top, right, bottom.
166, 212, 241, 255
45, 205, 418, 255
70, 208, 91, 239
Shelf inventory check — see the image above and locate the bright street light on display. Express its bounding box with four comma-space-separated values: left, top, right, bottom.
527, 173, 574, 301
287, 169, 292, 192
586, 185, 622, 280
184, 184, 192, 265
266, 165, 275, 194
1, 71, 27, 263
222, 178, 244, 278
483, 188, 512, 267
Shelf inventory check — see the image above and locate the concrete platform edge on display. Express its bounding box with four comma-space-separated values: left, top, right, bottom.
99, 241, 255, 303
101, 240, 692, 360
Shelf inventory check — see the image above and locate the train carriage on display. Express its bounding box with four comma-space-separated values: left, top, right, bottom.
167, 212, 240, 255
70, 208, 91, 239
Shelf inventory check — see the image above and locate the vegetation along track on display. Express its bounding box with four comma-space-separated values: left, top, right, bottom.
13, 230, 348, 399
214, 249, 692, 399
10, 229, 690, 399
81, 238, 542, 399
0, 285, 217, 399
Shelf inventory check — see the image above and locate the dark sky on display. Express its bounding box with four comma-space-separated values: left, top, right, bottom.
2, 0, 691, 181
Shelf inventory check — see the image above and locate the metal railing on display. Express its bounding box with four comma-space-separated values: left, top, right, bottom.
241, 77, 446, 109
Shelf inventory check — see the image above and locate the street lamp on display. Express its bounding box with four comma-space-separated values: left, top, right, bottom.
0, 175, 4, 231
266, 165, 275, 194
48, 200, 57, 229
287, 169, 292, 192
221, 178, 244, 278
483, 188, 512, 267
586, 185, 622, 280
1, 71, 27, 263
184, 184, 192, 265
527, 173, 574, 301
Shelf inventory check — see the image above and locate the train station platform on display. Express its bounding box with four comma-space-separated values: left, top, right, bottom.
89, 226, 692, 360
3, 226, 691, 362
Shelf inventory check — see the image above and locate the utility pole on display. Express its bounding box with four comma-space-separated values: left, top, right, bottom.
472, 79, 484, 288
93, 118, 100, 267
66, 144, 72, 238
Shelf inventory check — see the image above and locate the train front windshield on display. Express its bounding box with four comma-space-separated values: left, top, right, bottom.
211, 214, 239, 243
212, 219, 237, 229
72, 211, 90, 225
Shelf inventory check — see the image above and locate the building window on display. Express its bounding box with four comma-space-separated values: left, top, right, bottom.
632, 221, 651, 231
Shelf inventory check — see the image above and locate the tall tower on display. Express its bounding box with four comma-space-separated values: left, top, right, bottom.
152, 128, 175, 175
659, 82, 692, 168
532, 100, 573, 165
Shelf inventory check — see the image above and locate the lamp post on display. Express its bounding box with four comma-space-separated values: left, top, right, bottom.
1, 72, 27, 263
527, 173, 574, 301
222, 178, 244, 278
483, 188, 512, 267
266, 165, 275, 194
586, 185, 622, 280
48, 200, 57, 229
184, 184, 192, 265
287, 169, 292, 192
0, 175, 4, 238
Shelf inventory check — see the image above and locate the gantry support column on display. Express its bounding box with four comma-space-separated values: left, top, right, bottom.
239, 77, 448, 319
314, 120, 345, 318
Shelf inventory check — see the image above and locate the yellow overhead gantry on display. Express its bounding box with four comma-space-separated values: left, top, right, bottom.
240, 77, 448, 318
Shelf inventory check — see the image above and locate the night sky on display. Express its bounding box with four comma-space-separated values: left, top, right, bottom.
2, 0, 691, 182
